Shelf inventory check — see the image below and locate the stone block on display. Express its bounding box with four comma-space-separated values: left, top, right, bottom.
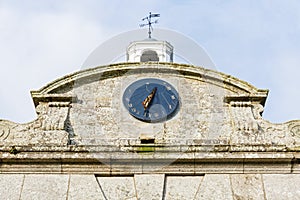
0, 174, 24, 200
20, 174, 69, 199
230, 174, 265, 200
96, 176, 137, 199
134, 174, 164, 200
195, 174, 233, 199
263, 174, 300, 199
68, 175, 105, 200
164, 175, 203, 200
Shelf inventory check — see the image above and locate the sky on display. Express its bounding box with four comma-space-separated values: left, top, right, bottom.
0, 0, 299, 124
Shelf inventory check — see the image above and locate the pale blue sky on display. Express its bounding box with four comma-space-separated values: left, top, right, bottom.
0, 0, 299, 123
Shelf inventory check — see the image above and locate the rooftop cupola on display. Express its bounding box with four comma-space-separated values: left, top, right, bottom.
126, 38, 173, 62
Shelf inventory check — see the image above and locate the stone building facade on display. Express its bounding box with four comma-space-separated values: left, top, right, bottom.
0, 37, 300, 199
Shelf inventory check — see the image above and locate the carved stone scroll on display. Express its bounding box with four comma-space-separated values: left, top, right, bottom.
0, 121, 11, 141
229, 101, 259, 133
288, 121, 300, 137
36, 102, 71, 131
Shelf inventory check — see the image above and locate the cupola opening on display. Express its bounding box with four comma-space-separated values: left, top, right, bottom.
140, 50, 159, 62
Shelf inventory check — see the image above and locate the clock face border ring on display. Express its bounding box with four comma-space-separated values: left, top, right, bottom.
122, 78, 180, 123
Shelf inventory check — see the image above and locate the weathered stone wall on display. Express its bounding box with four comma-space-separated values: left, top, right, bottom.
1, 174, 300, 199
1, 63, 299, 154
69, 69, 235, 145
1, 63, 300, 199
51, 63, 299, 151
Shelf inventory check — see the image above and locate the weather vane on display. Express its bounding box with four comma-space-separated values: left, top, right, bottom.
140, 12, 160, 39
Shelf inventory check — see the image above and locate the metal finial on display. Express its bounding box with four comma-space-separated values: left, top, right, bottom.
139, 12, 160, 39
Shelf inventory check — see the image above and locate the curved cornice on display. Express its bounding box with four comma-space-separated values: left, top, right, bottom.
31, 62, 268, 106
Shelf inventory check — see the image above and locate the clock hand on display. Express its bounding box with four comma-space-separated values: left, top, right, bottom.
142, 87, 157, 110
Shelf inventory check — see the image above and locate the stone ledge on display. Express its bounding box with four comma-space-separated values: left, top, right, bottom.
0, 143, 293, 153
0, 151, 297, 174
30, 93, 77, 107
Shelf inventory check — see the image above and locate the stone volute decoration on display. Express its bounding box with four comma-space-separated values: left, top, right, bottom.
1, 36, 300, 199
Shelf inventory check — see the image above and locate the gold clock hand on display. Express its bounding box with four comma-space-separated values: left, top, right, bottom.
142, 87, 157, 110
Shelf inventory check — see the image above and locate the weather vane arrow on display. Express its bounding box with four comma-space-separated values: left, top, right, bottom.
140, 12, 160, 39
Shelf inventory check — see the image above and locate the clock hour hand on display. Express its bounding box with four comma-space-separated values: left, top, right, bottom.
142, 87, 157, 110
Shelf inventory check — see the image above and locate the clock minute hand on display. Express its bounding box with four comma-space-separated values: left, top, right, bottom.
142, 87, 157, 110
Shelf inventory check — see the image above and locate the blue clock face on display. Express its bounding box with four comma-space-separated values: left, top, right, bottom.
123, 78, 180, 123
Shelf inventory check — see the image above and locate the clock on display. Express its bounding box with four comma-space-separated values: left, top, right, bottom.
123, 78, 180, 122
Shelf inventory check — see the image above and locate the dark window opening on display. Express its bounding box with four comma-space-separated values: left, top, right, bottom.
140, 138, 155, 144
141, 50, 159, 62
